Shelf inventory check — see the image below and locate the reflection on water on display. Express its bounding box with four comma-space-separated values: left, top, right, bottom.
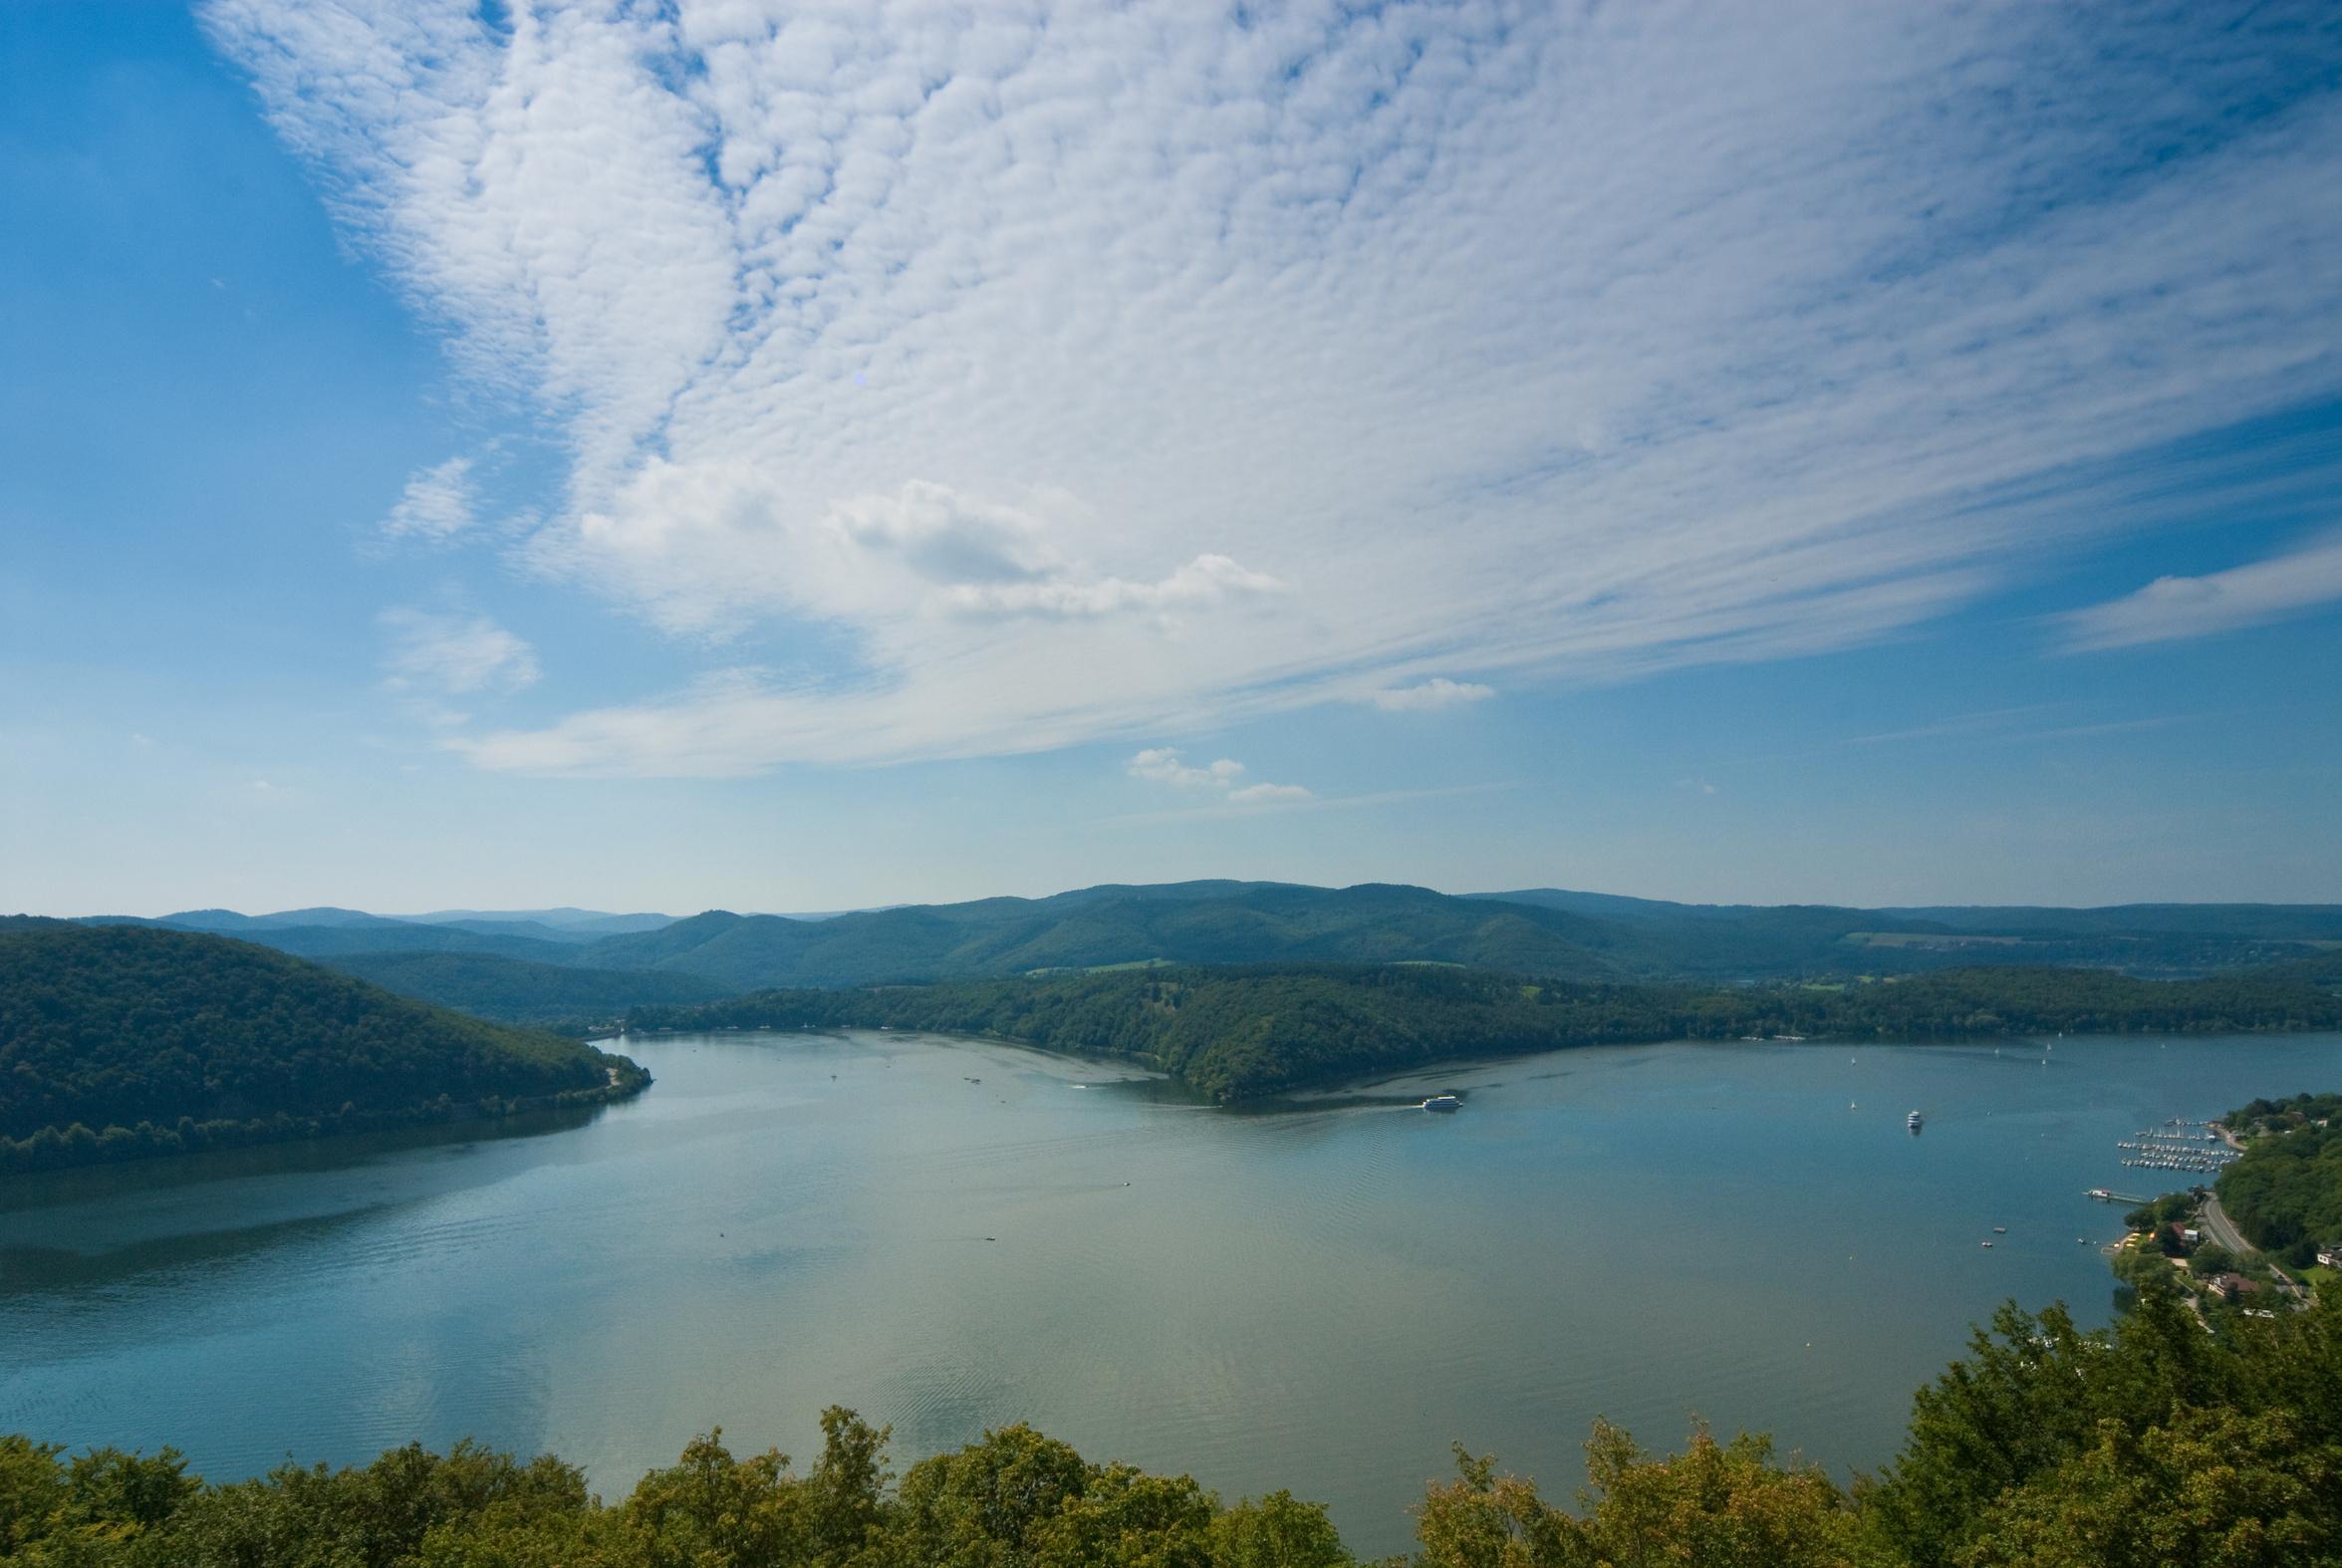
2, 1027, 2337, 1557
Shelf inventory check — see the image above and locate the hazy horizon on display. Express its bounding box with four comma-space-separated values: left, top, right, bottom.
27, 876, 2342, 926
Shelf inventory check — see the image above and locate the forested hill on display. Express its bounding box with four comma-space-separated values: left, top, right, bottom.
574, 883, 1631, 989
0, 924, 648, 1174
2215, 1094, 2342, 1264
107, 885, 2342, 999
621, 959, 2342, 1102
322, 950, 732, 1026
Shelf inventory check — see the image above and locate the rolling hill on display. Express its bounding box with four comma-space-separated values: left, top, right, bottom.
0, 923, 647, 1173
323, 950, 734, 1025
574, 882, 1631, 989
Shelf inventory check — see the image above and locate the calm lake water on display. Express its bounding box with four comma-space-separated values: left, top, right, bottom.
5, 1028, 2340, 1555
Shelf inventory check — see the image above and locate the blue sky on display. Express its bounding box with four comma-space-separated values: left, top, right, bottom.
5, 0, 2339, 917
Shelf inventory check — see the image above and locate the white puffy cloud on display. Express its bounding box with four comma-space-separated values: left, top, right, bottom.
1129, 748, 1245, 789
379, 456, 478, 544
1369, 678, 1494, 712
1128, 747, 1310, 806
203, 1, 2342, 775
379, 608, 540, 696
2054, 530, 2342, 652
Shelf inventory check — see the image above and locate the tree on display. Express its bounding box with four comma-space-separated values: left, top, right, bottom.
1952, 1408, 2336, 1566
621, 1430, 805, 1568
1208, 1491, 1352, 1568
1568, 1421, 1855, 1568
1412, 1447, 1582, 1568
892, 1424, 1092, 1568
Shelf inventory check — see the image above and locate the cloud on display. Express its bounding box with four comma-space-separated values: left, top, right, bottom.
1844, 704, 2195, 748
201, 2, 2342, 775
529, 468, 1279, 639
1227, 782, 1314, 804
2053, 530, 2342, 652
941, 554, 1281, 622
1128, 747, 1310, 806
380, 456, 478, 545
1129, 748, 1245, 789
379, 608, 540, 696
1369, 678, 1495, 712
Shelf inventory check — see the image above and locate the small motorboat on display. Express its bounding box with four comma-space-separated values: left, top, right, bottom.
1421, 1094, 1463, 1114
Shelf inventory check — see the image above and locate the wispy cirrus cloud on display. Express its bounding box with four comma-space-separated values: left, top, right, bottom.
1369, 678, 1495, 712
379, 608, 539, 697
379, 455, 478, 545
201, 1, 2342, 776
2053, 530, 2342, 653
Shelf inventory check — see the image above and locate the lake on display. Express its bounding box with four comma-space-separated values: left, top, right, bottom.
4, 1027, 2338, 1556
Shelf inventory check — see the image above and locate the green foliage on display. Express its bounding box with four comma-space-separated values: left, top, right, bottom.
322, 951, 732, 1026
2191, 1243, 2240, 1276
1853, 1286, 2342, 1568
0, 926, 647, 1175
626, 959, 2342, 1102
1944, 1406, 2335, 1567
1410, 1424, 1858, 1568
2226, 1092, 2342, 1137
2217, 1114, 2342, 1255
1207, 1492, 1351, 1568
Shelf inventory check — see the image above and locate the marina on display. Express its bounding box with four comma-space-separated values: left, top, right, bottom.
2114, 1119, 2239, 1176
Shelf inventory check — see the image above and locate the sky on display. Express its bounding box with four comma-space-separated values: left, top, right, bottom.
4, 0, 2340, 918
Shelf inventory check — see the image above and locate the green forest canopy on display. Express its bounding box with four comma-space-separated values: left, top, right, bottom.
320, 949, 733, 1026
3, 1285, 2337, 1567
0, 924, 647, 1174
2218, 1111, 2342, 1262
621, 959, 2342, 1101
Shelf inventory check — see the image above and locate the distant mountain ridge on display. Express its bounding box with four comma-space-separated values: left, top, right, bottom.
47, 884, 2342, 1019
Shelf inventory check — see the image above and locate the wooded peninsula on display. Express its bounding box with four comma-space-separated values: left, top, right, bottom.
616, 958, 2342, 1101
0, 925, 648, 1175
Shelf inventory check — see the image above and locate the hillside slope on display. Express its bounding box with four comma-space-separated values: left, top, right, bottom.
1475, 889, 2341, 976
625, 958, 2342, 1101
325, 949, 734, 1024
580, 883, 1628, 988
0, 924, 647, 1172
